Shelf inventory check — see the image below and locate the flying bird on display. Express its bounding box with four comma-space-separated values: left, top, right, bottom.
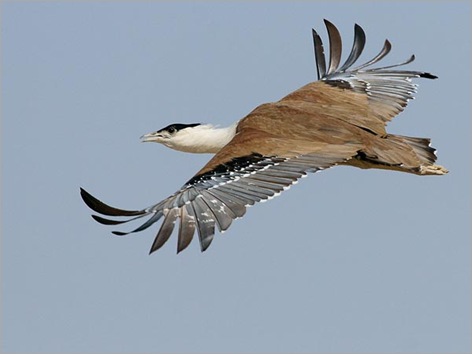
81, 20, 447, 254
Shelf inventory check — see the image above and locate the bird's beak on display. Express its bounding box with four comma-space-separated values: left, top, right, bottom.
140, 132, 161, 143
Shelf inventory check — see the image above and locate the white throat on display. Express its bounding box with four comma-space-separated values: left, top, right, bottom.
165, 123, 238, 153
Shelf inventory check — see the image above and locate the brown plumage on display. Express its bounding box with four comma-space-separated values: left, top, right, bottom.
80, 20, 447, 254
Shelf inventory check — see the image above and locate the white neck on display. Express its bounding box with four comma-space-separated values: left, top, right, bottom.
166, 123, 238, 153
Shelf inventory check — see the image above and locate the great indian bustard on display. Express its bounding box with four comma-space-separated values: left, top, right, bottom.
80, 20, 447, 254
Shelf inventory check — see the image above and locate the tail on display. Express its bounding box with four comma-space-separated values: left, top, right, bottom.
349, 134, 448, 175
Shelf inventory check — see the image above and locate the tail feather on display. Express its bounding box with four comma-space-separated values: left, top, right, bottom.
390, 135, 448, 175
350, 134, 448, 175
387, 135, 437, 166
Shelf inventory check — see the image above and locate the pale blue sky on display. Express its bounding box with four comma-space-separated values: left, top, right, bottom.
2, 2, 471, 353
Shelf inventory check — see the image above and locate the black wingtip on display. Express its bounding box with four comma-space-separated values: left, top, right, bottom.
91, 214, 126, 225
323, 18, 334, 27
421, 72, 438, 79
149, 241, 163, 255
338, 22, 366, 72
312, 27, 326, 80
80, 187, 143, 217
149, 244, 161, 255
199, 234, 214, 252
112, 230, 128, 236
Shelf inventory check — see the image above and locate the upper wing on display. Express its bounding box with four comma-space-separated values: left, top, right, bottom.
280, 19, 437, 136
81, 133, 360, 254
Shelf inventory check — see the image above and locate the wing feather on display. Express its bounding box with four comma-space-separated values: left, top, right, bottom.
304, 20, 437, 135
206, 189, 247, 218
324, 19, 342, 74
312, 28, 326, 79
176, 204, 196, 253
192, 197, 216, 251
200, 190, 234, 231
338, 23, 366, 72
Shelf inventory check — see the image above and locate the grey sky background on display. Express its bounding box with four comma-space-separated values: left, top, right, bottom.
2, 2, 471, 353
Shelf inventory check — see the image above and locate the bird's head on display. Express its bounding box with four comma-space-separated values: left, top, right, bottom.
141, 123, 202, 152
141, 122, 237, 154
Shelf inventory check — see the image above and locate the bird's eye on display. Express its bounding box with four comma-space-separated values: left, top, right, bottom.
168, 127, 176, 133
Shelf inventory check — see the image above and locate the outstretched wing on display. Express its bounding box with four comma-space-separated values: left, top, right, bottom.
283, 19, 437, 136
81, 134, 359, 254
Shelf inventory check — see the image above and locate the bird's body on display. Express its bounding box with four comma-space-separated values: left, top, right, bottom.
81, 20, 447, 254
